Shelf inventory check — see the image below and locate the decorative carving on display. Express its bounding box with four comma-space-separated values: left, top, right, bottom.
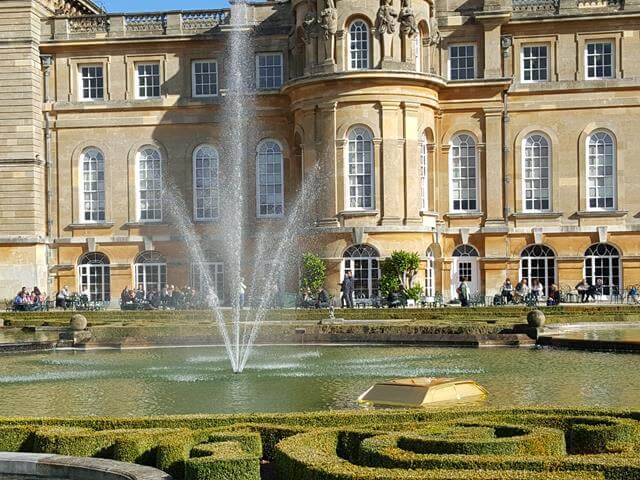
68, 15, 109, 33
301, 0, 317, 44
182, 11, 230, 31
512, 0, 559, 13
125, 14, 167, 34
375, 0, 398, 35
319, 0, 337, 63
427, 17, 440, 45
398, 0, 418, 37
319, 0, 337, 39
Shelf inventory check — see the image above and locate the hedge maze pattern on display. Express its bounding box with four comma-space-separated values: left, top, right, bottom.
0, 408, 638, 479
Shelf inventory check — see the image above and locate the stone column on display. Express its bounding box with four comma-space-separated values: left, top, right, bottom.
380, 101, 404, 225
335, 30, 345, 70
315, 102, 340, 226
475, 11, 511, 79
403, 102, 422, 225
483, 107, 505, 223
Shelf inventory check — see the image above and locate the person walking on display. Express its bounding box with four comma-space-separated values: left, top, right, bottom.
342, 271, 354, 308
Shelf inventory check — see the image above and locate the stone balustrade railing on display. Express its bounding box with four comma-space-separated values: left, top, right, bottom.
52, 10, 231, 40
512, 0, 560, 14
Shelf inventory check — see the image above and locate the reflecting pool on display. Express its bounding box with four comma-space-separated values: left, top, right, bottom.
0, 345, 638, 416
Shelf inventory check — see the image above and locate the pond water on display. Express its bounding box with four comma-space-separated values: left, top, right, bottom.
0, 345, 638, 416
549, 326, 640, 342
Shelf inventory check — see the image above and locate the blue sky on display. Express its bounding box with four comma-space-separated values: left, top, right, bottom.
101, 0, 232, 12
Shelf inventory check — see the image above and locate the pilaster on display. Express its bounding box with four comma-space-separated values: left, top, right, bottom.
315, 102, 340, 227
403, 102, 422, 225
380, 101, 404, 226
483, 107, 505, 223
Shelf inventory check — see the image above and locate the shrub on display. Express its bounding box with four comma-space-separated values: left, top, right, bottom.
300, 253, 327, 294
186, 441, 260, 480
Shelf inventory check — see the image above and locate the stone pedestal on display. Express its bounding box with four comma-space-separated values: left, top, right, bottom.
59, 329, 92, 346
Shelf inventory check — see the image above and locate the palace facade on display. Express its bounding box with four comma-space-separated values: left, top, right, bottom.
2, 0, 640, 304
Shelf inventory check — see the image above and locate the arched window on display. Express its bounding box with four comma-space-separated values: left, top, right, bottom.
343, 244, 380, 299
451, 245, 479, 298
193, 145, 219, 221
587, 131, 616, 211
349, 20, 369, 70
425, 247, 435, 298
81, 148, 105, 222
520, 245, 556, 296
134, 251, 167, 294
256, 140, 284, 217
137, 146, 162, 222
346, 127, 374, 210
450, 134, 478, 212
420, 134, 429, 211
78, 252, 110, 302
584, 243, 621, 296
523, 133, 551, 212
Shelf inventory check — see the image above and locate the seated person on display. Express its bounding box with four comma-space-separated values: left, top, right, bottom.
629, 286, 639, 304
13, 291, 28, 311
56, 286, 70, 310
531, 279, 544, 300
547, 284, 561, 306
315, 288, 330, 309
501, 278, 514, 304
514, 279, 529, 302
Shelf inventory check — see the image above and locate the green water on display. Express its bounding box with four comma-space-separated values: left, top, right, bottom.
0, 345, 637, 416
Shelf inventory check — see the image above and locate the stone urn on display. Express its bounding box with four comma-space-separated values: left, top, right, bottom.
527, 309, 546, 328
70, 314, 88, 331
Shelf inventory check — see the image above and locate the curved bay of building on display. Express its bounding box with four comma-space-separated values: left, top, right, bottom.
1, 0, 640, 303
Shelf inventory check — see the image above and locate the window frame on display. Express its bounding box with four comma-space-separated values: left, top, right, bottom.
342, 244, 381, 300
448, 43, 476, 81
191, 262, 225, 303
79, 147, 106, 223
584, 40, 615, 80
135, 62, 161, 100
192, 144, 220, 221
345, 126, 375, 212
520, 43, 549, 84
448, 133, 480, 213
256, 139, 285, 218
348, 20, 370, 70
191, 59, 219, 98
586, 130, 616, 212
78, 64, 105, 101
521, 132, 552, 213
78, 252, 111, 302
255, 52, 284, 91
519, 245, 556, 297
583, 243, 621, 298
136, 146, 163, 223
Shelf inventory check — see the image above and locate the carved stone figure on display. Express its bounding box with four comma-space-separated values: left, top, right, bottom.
301, 3, 317, 44
428, 16, 441, 45
399, 0, 418, 37
375, 0, 398, 35
319, 0, 338, 39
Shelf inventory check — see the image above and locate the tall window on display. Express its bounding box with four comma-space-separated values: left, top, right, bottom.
81, 148, 105, 222
134, 251, 167, 293
80, 65, 104, 100
343, 244, 380, 299
420, 134, 428, 211
450, 134, 478, 212
191, 262, 224, 301
193, 145, 219, 221
349, 21, 369, 70
521, 45, 548, 83
192, 60, 218, 97
78, 252, 110, 302
347, 127, 374, 210
584, 244, 621, 297
256, 53, 283, 90
523, 133, 551, 212
256, 140, 284, 217
136, 63, 161, 99
452, 245, 479, 284
520, 245, 555, 296
448, 44, 475, 80
425, 247, 435, 298
585, 41, 614, 80
137, 147, 162, 222
587, 131, 616, 211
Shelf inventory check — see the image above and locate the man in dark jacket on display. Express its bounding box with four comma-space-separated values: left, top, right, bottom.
342, 271, 354, 308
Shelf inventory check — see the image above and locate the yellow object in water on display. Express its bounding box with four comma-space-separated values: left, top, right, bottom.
357, 377, 488, 407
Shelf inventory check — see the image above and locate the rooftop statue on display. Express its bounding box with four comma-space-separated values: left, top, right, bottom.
319, 0, 338, 39
399, 0, 418, 37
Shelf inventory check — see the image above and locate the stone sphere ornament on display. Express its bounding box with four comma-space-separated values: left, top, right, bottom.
70, 314, 88, 331
527, 309, 546, 328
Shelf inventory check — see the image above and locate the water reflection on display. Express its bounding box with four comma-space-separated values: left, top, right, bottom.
0, 345, 636, 416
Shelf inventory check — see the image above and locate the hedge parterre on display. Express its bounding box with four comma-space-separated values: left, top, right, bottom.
0, 408, 637, 479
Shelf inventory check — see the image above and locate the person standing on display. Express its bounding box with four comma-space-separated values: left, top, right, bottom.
458, 277, 470, 307
342, 271, 354, 308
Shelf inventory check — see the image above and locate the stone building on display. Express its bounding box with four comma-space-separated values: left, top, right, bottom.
1, 0, 640, 304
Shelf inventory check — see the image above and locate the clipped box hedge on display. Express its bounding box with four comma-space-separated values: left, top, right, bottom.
0, 408, 638, 480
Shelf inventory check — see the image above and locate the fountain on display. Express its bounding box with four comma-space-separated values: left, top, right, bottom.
164, 0, 322, 373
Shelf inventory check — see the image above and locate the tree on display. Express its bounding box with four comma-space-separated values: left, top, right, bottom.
380, 250, 423, 301
300, 253, 327, 293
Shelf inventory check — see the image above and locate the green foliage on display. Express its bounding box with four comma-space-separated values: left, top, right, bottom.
300, 253, 327, 294
379, 273, 401, 297
2, 408, 640, 480
380, 251, 423, 299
